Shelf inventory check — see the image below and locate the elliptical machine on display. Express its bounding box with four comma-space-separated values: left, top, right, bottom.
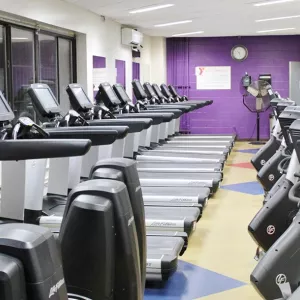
256, 99, 295, 192
248, 106, 300, 252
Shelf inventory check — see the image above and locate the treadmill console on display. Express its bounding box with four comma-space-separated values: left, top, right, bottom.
152, 84, 165, 99
169, 85, 179, 98
66, 83, 93, 112
143, 82, 159, 100
28, 84, 61, 120
113, 84, 131, 105
96, 82, 122, 109
160, 84, 172, 98
0, 91, 14, 123
132, 80, 148, 101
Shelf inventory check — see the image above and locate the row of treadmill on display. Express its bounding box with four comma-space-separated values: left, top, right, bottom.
249, 94, 300, 299
0, 79, 234, 300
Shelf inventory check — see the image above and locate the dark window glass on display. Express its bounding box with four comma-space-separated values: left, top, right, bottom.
11, 27, 35, 119
39, 33, 58, 99
0, 26, 6, 96
58, 38, 72, 113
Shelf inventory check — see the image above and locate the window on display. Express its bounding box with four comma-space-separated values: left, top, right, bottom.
0, 24, 76, 119
0, 26, 5, 96
11, 27, 35, 118
38, 33, 58, 99
58, 38, 73, 113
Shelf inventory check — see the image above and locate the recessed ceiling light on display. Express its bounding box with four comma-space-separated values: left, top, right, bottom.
256, 15, 300, 22
172, 31, 204, 37
155, 20, 192, 27
129, 4, 174, 14
254, 0, 294, 7
257, 27, 295, 33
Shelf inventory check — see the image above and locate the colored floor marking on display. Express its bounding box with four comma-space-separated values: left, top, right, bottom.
236, 149, 260, 154
144, 261, 246, 300
229, 162, 255, 169
221, 181, 264, 195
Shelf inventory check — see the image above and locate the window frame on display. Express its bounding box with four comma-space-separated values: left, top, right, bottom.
0, 20, 76, 112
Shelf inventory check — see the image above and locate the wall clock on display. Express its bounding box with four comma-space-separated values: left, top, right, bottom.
231, 45, 248, 62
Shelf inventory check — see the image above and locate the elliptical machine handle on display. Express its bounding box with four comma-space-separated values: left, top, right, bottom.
288, 181, 300, 204
278, 156, 291, 174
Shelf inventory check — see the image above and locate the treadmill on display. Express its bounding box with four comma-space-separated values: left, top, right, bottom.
8, 88, 189, 284
142, 82, 230, 156
159, 83, 236, 142
26, 83, 201, 237
96, 82, 224, 193
66, 83, 211, 208
135, 80, 235, 146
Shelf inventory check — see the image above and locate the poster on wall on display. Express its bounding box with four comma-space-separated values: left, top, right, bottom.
195, 66, 231, 90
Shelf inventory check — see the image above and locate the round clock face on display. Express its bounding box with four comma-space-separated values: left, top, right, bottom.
231, 45, 248, 61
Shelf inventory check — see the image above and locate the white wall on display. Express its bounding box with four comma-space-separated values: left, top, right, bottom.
0, 0, 134, 99
150, 37, 167, 85
136, 36, 167, 85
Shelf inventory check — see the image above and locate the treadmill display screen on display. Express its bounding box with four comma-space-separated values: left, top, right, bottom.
34, 88, 58, 109
103, 85, 121, 105
72, 87, 92, 107
145, 83, 156, 97
115, 86, 130, 103
153, 85, 163, 97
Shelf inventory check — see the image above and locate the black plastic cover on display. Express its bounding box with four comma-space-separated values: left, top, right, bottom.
28, 84, 61, 118
89, 158, 146, 291
0, 139, 91, 161
279, 108, 300, 149
132, 80, 148, 100
160, 84, 172, 98
96, 82, 122, 109
116, 114, 164, 125
46, 127, 119, 146
0, 254, 26, 300
66, 83, 94, 112
0, 223, 68, 300
143, 82, 158, 99
152, 84, 165, 99
113, 83, 131, 105
139, 111, 174, 122
251, 212, 300, 299
88, 119, 152, 133
63, 180, 143, 300
60, 194, 114, 300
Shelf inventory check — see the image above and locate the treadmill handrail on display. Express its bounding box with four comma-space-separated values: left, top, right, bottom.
0, 139, 91, 161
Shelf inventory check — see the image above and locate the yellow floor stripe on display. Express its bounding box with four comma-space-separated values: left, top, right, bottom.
183, 142, 263, 299
198, 285, 262, 299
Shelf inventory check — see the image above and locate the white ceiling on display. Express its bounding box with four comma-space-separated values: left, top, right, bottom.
64, 0, 300, 37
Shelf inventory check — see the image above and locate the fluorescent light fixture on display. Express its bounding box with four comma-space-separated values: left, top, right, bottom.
254, 0, 294, 6
172, 31, 204, 37
129, 4, 174, 14
257, 27, 295, 33
256, 15, 300, 22
155, 20, 192, 27
12, 37, 29, 40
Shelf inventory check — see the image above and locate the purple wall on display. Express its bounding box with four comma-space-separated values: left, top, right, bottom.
93, 56, 106, 68
115, 59, 126, 88
167, 36, 300, 139
93, 56, 106, 97
132, 62, 140, 103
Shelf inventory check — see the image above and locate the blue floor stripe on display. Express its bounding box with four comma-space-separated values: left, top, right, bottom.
144, 261, 246, 300
221, 181, 264, 195
236, 149, 260, 154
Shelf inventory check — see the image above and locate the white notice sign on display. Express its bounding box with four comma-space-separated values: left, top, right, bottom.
196, 66, 231, 90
